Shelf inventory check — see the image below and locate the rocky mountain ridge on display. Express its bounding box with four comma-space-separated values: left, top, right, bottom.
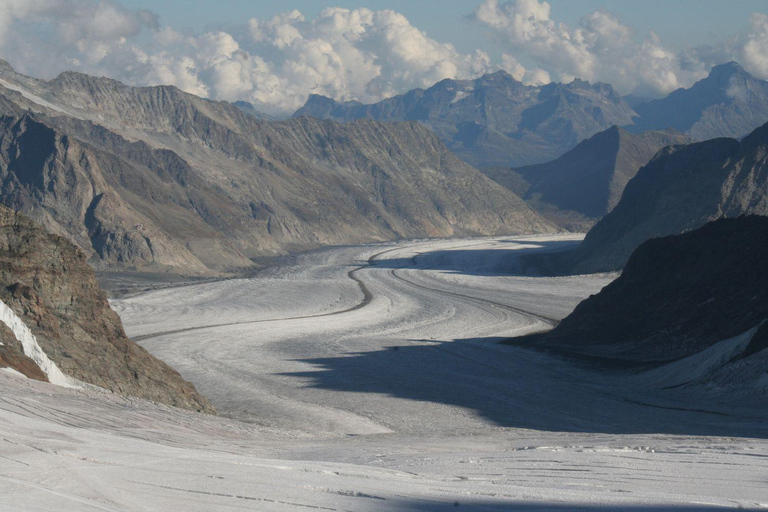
631, 62, 768, 141
567, 120, 768, 274
296, 63, 768, 171
295, 70, 637, 168
0, 61, 554, 274
0, 205, 213, 412
482, 126, 690, 230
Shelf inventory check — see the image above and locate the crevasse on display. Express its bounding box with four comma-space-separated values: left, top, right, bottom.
0, 299, 78, 387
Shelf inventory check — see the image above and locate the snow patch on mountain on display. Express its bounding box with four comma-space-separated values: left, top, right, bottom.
0, 78, 82, 119
0, 299, 78, 388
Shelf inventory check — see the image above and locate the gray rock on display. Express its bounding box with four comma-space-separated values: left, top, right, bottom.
483, 126, 689, 230
570, 120, 768, 273
0, 62, 555, 274
294, 71, 637, 168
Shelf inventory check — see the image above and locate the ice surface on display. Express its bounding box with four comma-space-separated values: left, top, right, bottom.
3, 235, 768, 510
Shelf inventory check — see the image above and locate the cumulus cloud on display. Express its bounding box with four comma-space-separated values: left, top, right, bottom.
471, 0, 768, 97
741, 13, 768, 78
0, 2, 493, 114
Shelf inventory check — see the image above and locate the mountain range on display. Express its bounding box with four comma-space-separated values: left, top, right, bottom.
568, 120, 768, 274
295, 71, 637, 168
295, 62, 768, 171
482, 126, 690, 230
0, 60, 553, 274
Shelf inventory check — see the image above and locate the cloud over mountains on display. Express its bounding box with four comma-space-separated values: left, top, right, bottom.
0, 0, 767, 114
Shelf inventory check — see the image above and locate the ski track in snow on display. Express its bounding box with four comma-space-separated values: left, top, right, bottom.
3, 235, 768, 511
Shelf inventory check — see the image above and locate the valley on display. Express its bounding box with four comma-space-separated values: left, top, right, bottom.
1, 2, 768, 510
3, 236, 767, 510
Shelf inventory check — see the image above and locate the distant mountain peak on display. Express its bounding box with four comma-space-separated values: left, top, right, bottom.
631, 61, 768, 140
709, 61, 747, 76
0, 59, 14, 73
479, 69, 517, 81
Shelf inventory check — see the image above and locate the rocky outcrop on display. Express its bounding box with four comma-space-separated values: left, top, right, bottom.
0, 205, 214, 412
483, 126, 689, 230
0, 62, 554, 274
295, 71, 637, 168
0, 321, 48, 382
568, 120, 768, 273
521, 217, 768, 365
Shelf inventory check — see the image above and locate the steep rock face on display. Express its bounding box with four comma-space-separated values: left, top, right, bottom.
483, 126, 689, 230
526, 217, 768, 364
569, 121, 768, 273
295, 71, 637, 168
632, 62, 768, 141
0, 321, 48, 382
0, 63, 554, 273
0, 114, 220, 271
0, 205, 214, 412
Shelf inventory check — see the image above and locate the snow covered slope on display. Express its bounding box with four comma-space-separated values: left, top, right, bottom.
3, 235, 768, 510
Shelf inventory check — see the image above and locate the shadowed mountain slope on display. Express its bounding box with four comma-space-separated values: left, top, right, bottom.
523, 217, 768, 367
483, 126, 689, 230
568, 120, 768, 273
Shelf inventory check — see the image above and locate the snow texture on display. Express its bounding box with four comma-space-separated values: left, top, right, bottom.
2, 235, 768, 510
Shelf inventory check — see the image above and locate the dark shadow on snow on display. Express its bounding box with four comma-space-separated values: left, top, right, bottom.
281, 337, 768, 439
366, 239, 581, 277
283, 238, 766, 439
390, 501, 762, 511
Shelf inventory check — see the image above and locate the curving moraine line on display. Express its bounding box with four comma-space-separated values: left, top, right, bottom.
131, 244, 554, 342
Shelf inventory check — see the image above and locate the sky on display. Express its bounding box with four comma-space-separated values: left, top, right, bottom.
0, 0, 766, 115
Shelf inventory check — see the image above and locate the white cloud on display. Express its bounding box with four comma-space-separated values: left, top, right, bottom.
741, 13, 768, 78
238, 7, 492, 111
470, 0, 694, 96
0, 2, 494, 115
471, 0, 768, 97
0, 0, 767, 115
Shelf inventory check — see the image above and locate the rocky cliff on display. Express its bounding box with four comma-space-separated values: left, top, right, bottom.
0, 62, 554, 274
568, 120, 768, 273
0, 205, 214, 412
522, 217, 768, 365
483, 126, 689, 230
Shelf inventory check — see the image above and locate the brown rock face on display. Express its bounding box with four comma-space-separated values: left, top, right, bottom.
0, 205, 214, 413
0, 321, 48, 381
